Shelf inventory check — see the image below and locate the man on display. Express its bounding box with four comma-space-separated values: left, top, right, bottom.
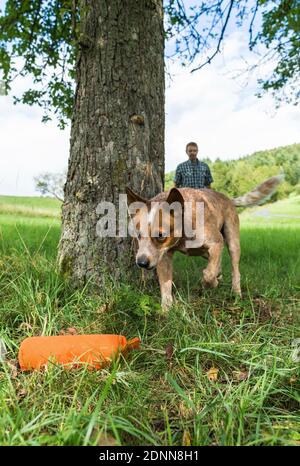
174, 142, 213, 189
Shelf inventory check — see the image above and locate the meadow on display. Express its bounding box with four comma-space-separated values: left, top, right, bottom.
0, 194, 300, 446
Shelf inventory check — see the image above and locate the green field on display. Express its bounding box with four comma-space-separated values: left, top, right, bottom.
0, 195, 300, 446
0, 195, 61, 218
240, 195, 300, 226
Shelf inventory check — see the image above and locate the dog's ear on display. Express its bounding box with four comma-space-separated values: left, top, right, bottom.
126, 187, 148, 205
165, 188, 184, 238
166, 187, 184, 206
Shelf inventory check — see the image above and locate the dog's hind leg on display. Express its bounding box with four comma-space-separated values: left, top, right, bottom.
157, 251, 174, 312
223, 216, 241, 296
202, 237, 224, 288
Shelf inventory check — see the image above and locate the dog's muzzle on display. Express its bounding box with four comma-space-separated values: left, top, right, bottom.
136, 255, 152, 270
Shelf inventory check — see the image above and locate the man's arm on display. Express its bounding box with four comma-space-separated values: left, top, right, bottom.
205, 165, 213, 189
174, 166, 182, 188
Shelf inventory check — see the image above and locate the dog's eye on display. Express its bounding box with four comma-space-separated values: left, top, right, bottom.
156, 231, 167, 241
128, 220, 142, 239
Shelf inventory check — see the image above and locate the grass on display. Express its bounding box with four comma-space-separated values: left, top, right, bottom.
0, 196, 300, 446
240, 195, 300, 226
0, 195, 61, 219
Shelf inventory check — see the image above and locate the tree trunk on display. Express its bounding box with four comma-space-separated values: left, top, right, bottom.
58, 0, 165, 285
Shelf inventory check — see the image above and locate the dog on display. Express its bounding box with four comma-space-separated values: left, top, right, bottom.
126, 175, 283, 311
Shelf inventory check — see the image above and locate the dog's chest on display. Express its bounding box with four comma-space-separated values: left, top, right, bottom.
174, 241, 208, 258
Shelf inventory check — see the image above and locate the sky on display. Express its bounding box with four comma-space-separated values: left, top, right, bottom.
164, 30, 300, 172
0, 4, 299, 195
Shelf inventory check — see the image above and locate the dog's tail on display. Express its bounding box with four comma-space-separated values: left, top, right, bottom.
232, 174, 284, 207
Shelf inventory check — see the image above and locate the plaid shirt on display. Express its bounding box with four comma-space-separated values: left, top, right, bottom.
174, 159, 213, 188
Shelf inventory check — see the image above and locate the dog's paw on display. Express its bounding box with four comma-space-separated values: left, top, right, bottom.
202, 279, 218, 289
232, 288, 242, 298
161, 295, 173, 313
202, 269, 218, 288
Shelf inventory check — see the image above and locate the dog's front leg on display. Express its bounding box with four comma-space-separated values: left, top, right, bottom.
157, 251, 174, 312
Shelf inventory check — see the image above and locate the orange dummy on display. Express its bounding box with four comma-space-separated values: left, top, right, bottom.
18, 334, 141, 371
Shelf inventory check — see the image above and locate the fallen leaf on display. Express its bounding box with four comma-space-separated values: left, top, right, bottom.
289, 375, 297, 384
233, 370, 249, 382
17, 388, 28, 399
206, 367, 219, 382
165, 343, 174, 362
96, 303, 110, 314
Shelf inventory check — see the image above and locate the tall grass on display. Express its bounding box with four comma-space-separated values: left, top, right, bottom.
0, 198, 299, 446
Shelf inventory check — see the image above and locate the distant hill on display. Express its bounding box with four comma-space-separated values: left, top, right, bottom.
165, 143, 300, 200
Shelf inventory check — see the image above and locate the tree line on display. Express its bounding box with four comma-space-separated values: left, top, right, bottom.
165, 143, 300, 200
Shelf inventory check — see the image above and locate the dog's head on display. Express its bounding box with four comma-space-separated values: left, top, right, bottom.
126, 187, 184, 269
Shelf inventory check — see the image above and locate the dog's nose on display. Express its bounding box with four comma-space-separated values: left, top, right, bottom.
137, 255, 150, 269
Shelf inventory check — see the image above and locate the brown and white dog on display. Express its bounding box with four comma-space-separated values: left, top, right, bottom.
126, 175, 283, 311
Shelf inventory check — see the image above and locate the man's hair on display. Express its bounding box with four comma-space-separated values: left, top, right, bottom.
186, 142, 198, 151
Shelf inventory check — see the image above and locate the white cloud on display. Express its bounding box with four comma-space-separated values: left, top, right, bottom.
0, 95, 70, 196
0, 31, 299, 195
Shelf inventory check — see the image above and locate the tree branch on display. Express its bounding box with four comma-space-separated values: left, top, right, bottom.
249, 0, 259, 49
191, 0, 235, 73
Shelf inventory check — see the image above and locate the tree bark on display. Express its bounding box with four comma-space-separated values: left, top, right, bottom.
58, 0, 165, 284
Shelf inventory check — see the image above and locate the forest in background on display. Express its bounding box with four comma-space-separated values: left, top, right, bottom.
165, 143, 300, 200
